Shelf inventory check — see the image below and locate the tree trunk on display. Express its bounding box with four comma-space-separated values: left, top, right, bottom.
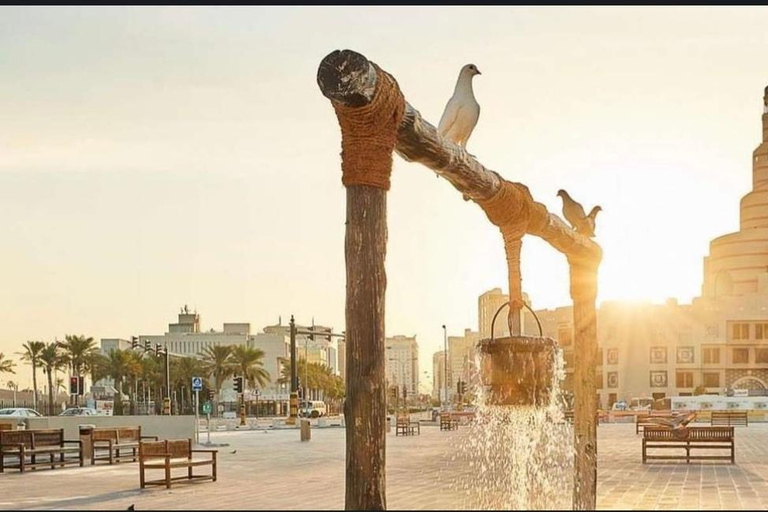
345, 187, 387, 510
46, 370, 54, 416
569, 257, 599, 510
32, 363, 38, 411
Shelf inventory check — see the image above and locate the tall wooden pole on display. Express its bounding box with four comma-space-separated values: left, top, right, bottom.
344, 188, 387, 509
569, 255, 599, 510
318, 49, 404, 510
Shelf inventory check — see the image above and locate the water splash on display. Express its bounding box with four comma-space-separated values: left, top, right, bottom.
451, 348, 573, 509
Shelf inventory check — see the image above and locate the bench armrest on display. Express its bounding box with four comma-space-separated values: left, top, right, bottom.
191, 449, 218, 453
140, 435, 159, 440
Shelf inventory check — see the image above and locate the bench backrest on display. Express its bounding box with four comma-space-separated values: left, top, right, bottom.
645, 425, 733, 441
140, 439, 191, 461
139, 440, 167, 461
0, 429, 34, 448
688, 426, 733, 440
712, 411, 747, 418
117, 426, 141, 443
440, 413, 452, 421
92, 428, 118, 442
168, 439, 191, 459
0, 421, 16, 431
33, 429, 65, 448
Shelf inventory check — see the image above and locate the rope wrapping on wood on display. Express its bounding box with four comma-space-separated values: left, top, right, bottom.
477, 180, 534, 311
331, 63, 405, 191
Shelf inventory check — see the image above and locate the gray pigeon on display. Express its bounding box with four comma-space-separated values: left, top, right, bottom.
557, 189, 601, 237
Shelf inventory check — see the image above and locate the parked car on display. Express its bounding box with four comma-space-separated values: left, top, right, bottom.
59, 407, 98, 417
0, 407, 43, 417
299, 400, 327, 418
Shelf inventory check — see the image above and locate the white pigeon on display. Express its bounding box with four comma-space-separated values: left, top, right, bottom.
438, 64, 481, 150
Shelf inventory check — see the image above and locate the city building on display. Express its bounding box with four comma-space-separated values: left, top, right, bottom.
385, 335, 419, 400
526, 87, 768, 408
448, 328, 481, 399
478, 288, 532, 339
432, 350, 447, 401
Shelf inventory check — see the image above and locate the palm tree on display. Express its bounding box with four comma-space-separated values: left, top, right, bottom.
18, 341, 45, 410
59, 335, 97, 405
85, 351, 109, 388
0, 352, 17, 376
199, 345, 234, 396
230, 346, 270, 390
171, 357, 206, 414
105, 349, 142, 416
38, 343, 65, 415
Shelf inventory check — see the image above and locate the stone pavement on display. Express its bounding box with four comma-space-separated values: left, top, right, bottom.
1, 423, 768, 510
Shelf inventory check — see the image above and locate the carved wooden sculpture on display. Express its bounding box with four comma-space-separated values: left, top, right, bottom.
318, 49, 602, 511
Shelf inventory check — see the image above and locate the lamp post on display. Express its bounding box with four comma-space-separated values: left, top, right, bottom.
442, 325, 448, 411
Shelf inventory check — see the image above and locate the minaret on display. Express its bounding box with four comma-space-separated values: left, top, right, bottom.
702, 86, 768, 297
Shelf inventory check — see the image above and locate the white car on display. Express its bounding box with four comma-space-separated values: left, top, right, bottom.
0, 407, 43, 418
59, 407, 98, 417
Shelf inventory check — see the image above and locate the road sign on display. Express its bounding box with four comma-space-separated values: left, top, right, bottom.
192, 376, 203, 392
202, 402, 212, 414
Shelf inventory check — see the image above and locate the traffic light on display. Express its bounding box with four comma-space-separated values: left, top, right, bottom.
155, 343, 162, 357
207, 389, 215, 400
78, 376, 85, 396
234, 376, 243, 394
457, 380, 467, 395
144, 340, 151, 352
390, 386, 398, 400
69, 376, 79, 395
131, 336, 138, 350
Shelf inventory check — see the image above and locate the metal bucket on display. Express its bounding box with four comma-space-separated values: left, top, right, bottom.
477, 335, 558, 406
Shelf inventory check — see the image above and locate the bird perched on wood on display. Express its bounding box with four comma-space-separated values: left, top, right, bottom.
230, 449, 237, 454
126, 505, 135, 511
556, 189, 602, 237
437, 64, 482, 153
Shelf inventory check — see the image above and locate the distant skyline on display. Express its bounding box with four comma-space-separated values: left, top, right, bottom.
2, 6, 768, 389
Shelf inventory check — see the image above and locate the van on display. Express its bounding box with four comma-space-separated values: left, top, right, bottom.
299, 401, 327, 418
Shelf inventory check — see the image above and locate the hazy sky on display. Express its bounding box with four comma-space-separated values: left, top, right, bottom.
2, 6, 768, 389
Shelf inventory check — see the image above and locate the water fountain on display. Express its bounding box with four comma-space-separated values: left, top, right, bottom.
452, 302, 573, 510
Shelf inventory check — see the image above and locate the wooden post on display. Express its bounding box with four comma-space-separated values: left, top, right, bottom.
568, 255, 599, 511
318, 49, 404, 511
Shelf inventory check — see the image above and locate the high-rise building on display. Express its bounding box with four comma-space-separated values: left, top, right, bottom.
432, 350, 447, 401
448, 328, 481, 397
385, 335, 419, 398
479, 288, 509, 340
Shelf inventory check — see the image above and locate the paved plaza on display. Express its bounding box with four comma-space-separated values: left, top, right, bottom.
2, 422, 768, 510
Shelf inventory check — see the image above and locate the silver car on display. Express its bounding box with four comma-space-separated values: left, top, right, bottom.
59, 407, 98, 417
0, 407, 43, 417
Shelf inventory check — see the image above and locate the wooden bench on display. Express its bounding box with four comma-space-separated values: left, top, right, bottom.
0, 421, 16, 431
439, 413, 459, 431
139, 439, 217, 489
0, 428, 82, 473
395, 414, 420, 436
642, 426, 734, 464
92, 426, 159, 464
711, 410, 748, 427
